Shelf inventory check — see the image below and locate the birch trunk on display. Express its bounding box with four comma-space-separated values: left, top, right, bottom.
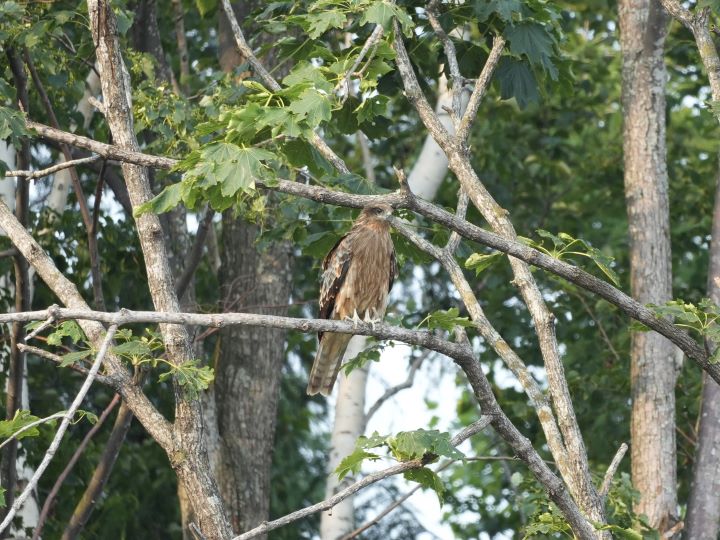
618, 0, 679, 531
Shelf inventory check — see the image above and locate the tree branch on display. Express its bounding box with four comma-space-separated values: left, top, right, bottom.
32, 394, 121, 540
5, 155, 102, 180
0, 325, 118, 534
16, 344, 116, 387
0, 197, 174, 450
456, 36, 505, 142
599, 442, 628, 500
15, 124, 718, 377
0, 306, 477, 363
231, 417, 491, 540
218, 0, 350, 174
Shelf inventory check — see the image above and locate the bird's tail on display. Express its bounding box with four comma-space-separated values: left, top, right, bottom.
307, 332, 353, 396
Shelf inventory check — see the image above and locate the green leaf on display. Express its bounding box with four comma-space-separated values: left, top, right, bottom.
0, 107, 28, 142
0, 410, 41, 440
387, 429, 464, 461
504, 21, 558, 79
404, 467, 445, 505
159, 360, 215, 399
0, 487, 5, 508
341, 347, 381, 376
135, 183, 184, 216
355, 95, 390, 124
424, 307, 474, 331
60, 349, 93, 367
495, 57, 539, 109
595, 524, 643, 540
473, 0, 522, 22
361, 1, 413, 34
305, 11, 347, 39
335, 448, 381, 481
46, 321, 85, 346
464, 251, 503, 275
289, 88, 332, 127
113, 340, 154, 358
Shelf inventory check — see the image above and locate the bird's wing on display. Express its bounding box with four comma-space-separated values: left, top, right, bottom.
318, 233, 353, 340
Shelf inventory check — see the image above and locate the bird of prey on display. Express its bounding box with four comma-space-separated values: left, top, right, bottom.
307, 203, 397, 396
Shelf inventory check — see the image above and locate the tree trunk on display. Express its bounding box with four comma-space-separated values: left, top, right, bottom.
214, 6, 293, 535
685, 162, 720, 539
618, 0, 678, 531
320, 341, 368, 539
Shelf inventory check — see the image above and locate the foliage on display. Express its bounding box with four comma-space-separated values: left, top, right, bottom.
336, 429, 464, 503
648, 299, 720, 363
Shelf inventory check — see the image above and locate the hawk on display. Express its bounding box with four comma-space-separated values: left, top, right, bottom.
307, 203, 397, 396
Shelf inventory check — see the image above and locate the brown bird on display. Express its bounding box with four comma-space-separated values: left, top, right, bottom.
307, 203, 397, 396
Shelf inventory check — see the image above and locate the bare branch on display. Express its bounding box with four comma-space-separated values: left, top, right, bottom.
232, 418, 490, 540
0, 325, 118, 534
32, 394, 121, 540
456, 36, 505, 142
444, 188, 469, 254
0, 307, 477, 363
426, 1, 464, 121
27, 120, 177, 169
599, 442, 628, 499
364, 351, 428, 424
5, 155, 102, 180
659, 1, 720, 110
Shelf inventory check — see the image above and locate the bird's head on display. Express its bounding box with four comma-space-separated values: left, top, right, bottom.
360, 203, 393, 222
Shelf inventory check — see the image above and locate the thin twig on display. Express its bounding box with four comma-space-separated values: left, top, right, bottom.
0, 412, 66, 452
5, 156, 102, 180
336, 25, 384, 99
599, 443, 628, 499
456, 36, 505, 142
364, 351, 428, 425
0, 325, 118, 534
16, 344, 115, 387
426, 0, 464, 122
32, 394, 121, 540
175, 206, 215, 300
24, 315, 56, 342
444, 188, 469, 255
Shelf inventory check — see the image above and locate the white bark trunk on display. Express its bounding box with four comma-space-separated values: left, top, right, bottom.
320, 339, 368, 539
0, 142, 16, 233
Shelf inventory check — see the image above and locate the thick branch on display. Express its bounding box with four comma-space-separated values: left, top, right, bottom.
14, 124, 716, 378
0, 307, 475, 362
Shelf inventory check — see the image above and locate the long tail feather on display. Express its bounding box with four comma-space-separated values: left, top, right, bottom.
307, 333, 353, 396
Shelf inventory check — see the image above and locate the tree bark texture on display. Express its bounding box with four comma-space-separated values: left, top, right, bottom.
618, 0, 678, 531
685, 163, 720, 539
87, 1, 232, 538
214, 3, 294, 534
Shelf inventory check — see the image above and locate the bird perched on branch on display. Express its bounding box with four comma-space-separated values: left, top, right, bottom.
307, 203, 397, 396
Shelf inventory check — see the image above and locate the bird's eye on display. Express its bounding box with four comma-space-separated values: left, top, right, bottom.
373, 207, 383, 214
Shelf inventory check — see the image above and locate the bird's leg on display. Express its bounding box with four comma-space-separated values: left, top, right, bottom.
363, 310, 382, 330
344, 309, 362, 329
